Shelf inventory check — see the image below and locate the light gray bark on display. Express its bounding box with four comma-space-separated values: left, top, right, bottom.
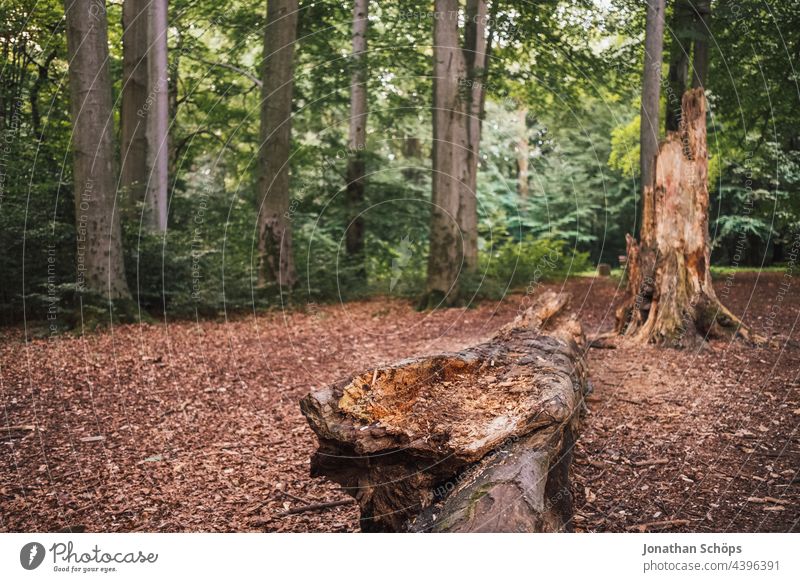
640, 0, 665, 245
65, 0, 131, 299
345, 0, 368, 268
426, 0, 467, 303
461, 0, 489, 271
121, 0, 168, 232
257, 0, 298, 288
145, 0, 169, 232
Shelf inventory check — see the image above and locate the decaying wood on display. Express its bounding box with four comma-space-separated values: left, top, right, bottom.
300, 291, 589, 532
616, 88, 763, 346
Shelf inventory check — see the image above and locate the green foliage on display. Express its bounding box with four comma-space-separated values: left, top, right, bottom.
608, 115, 640, 178
3, 0, 798, 326
463, 237, 592, 300
477, 98, 639, 265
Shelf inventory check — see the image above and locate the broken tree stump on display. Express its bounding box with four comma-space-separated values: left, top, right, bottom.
300, 291, 590, 532
615, 88, 762, 346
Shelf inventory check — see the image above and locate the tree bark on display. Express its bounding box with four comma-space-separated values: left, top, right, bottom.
257, 0, 298, 288
640, 0, 665, 248
460, 0, 489, 272
120, 0, 150, 216
301, 291, 589, 532
65, 0, 131, 300
665, 0, 692, 133
145, 0, 169, 232
345, 0, 368, 276
121, 0, 168, 232
425, 0, 467, 305
616, 89, 761, 346
691, 0, 711, 90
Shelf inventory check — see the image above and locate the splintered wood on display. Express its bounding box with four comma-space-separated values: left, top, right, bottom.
301, 291, 590, 531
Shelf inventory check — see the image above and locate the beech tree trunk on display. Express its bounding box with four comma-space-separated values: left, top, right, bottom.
145, 0, 169, 232
301, 291, 589, 532
640, 0, 665, 235
460, 0, 489, 272
616, 89, 759, 346
120, 0, 149, 215
426, 0, 468, 305
425, 0, 491, 305
257, 0, 298, 288
345, 0, 368, 276
65, 0, 131, 300
121, 0, 168, 232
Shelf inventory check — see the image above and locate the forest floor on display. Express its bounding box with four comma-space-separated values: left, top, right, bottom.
1, 272, 798, 533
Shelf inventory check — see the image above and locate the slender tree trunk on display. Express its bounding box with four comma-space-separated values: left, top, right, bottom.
65, 0, 131, 299
145, 0, 169, 232
121, 0, 168, 232
640, 0, 665, 249
425, 0, 467, 305
257, 0, 298, 288
168, 27, 181, 177
691, 0, 711, 89
516, 108, 529, 200
617, 89, 760, 345
665, 0, 692, 133
121, 0, 149, 216
617, 0, 662, 337
460, 0, 489, 272
345, 0, 368, 276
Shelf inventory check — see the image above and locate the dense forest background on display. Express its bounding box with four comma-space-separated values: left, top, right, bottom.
1, 0, 798, 325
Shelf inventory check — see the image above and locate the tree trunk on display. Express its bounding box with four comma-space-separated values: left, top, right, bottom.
516, 108, 529, 200
168, 28, 181, 177
65, 0, 131, 300
301, 291, 589, 532
120, 0, 150, 216
616, 89, 760, 346
460, 0, 489, 272
257, 0, 298, 288
665, 0, 692, 133
691, 0, 711, 90
145, 0, 169, 232
640, 0, 665, 248
425, 0, 467, 305
345, 0, 368, 276
121, 0, 168, 232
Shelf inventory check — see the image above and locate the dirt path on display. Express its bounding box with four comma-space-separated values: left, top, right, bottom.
1, 274, 798, 532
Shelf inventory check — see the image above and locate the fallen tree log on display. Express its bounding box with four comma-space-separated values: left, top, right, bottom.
300, 291, 590, 532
